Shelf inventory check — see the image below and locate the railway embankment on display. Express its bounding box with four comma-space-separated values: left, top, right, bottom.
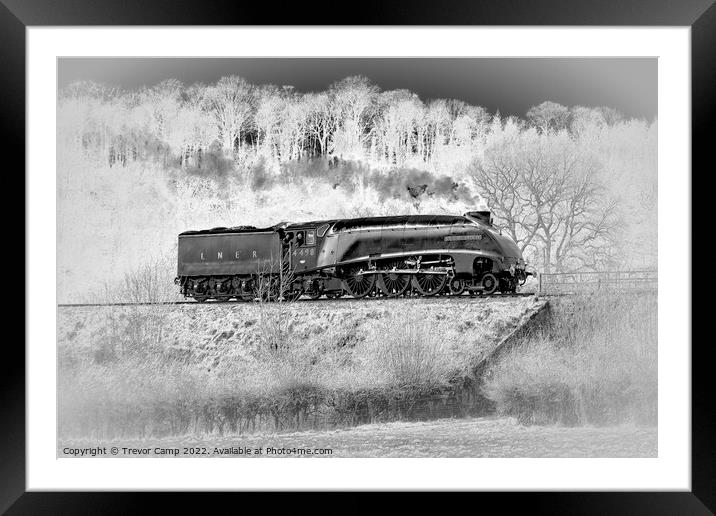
481, 291, 657, 426
58, 296, 551, 438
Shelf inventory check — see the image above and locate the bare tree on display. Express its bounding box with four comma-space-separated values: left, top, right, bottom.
276, 90, 309, 162
204, 76, 254, 158
526, 101, 570, 133
304, 92, 337, 157
58, 77, 650, 179
371, 89, 422, 165
470, 130, 620, 272
254, 84, 280, 161
329, 76, 379, 158
253, 253, 301, 352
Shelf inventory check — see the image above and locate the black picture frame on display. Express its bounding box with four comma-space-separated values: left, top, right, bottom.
4, 0, 710, 512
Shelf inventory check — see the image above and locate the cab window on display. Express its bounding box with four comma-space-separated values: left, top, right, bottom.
305, 229, 316, 246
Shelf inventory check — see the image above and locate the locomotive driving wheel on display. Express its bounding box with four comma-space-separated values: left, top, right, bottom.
342, 265, 376, 299
377, 261, 411, 297
481, 273, 499, 295
412, 272, 447, 296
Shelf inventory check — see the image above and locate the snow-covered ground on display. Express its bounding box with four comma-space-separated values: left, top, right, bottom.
58, 416, 656, 458
57, 296, 549, 440
58, 296, 546, 370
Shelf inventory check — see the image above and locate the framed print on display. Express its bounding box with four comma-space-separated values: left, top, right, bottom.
6, 0, 712, 511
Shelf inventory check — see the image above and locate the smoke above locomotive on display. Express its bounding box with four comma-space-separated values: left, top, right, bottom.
175, 211, 532, 301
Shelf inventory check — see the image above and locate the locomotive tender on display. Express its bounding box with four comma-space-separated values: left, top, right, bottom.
176, 211, 532, 301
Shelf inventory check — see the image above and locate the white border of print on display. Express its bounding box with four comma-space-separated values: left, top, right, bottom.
28, 27, 689, 491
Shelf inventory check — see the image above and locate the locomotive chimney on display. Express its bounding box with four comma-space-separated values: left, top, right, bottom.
464, 210, 492, 226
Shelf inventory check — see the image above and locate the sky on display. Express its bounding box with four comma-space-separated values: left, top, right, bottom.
58, 58, 657, 119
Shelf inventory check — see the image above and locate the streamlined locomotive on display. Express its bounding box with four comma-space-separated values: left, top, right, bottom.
175, 211, 532, 301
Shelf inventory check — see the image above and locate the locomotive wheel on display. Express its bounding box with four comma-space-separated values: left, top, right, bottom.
377, 263, 410, 297
282, 289, 304, 302
412, 273, 447, 296
342, 267, 376, 299
448, 278, 465, 296
325, 290, 344, 300
305, 279, 323, 300
481, 273, 499, 295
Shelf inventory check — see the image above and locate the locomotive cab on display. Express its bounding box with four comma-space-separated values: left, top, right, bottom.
282, 225, 319, 272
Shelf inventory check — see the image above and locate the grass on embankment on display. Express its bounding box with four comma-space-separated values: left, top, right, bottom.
58, 297, 539, 439
482, 292, 657, 426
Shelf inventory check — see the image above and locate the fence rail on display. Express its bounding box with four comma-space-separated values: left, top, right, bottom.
538, 270, 657, 295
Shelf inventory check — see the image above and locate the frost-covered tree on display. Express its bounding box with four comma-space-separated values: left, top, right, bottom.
276, 88, 309, 162
330, 76, 378, 158
470, 129, 620, 272
526, 101, 570, 133
204, 76, 254, 157
57, 76, 656, 272
304, 92, 337, 157
372, 89, 422, 165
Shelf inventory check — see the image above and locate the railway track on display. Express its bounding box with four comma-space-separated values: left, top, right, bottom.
57, 291, 540, 308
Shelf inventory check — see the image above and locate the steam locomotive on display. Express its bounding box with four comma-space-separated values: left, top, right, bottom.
175, 211, 533, 301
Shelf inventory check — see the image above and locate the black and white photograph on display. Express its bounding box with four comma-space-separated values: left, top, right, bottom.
56, 56, 659, 459
9, 13, 703, 501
